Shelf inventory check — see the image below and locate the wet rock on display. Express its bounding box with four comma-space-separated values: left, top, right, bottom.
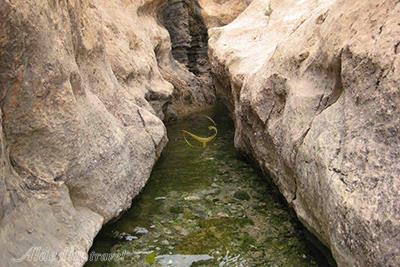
164, 229, 173, 235
116, 232, 138, 241
192, 208, 208, 219
217, 169, 229, 175
134, 227, 149, 236
233, 191, 251, 201
252, 251, 263, 259
217, 212, 229, 218
184, 195, 202, 201
205, 195, 214, 202
200, 188, 221, 196
157, 254, 213, 267
173, 226, 189, 236
170, 205, 184, 214
183, 208, 195, 219
125, 235, 138, 241
165, 108, 179, 122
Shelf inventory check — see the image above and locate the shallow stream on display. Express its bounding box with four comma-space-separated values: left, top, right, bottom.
86, 104, 334, 267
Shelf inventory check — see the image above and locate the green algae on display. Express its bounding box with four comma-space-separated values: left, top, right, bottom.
145, 252, 157, 265
176, 217, 254, 255
85, 103, 335, 267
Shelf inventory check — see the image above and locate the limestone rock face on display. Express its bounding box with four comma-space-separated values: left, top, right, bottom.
0, 0, 213, 266
199, 0, 253, 28
209, 0, 400, 266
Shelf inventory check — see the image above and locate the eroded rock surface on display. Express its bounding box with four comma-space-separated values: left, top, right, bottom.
0, 0, 216, 266
199, 0, 253, 28
209, 0, 400, 266
158, 0, 216, 118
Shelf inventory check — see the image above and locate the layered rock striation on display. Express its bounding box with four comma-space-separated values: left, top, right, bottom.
158, 0, 216, 118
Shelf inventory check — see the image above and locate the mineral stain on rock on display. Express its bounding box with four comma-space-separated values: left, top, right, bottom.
86, 104, 335, 267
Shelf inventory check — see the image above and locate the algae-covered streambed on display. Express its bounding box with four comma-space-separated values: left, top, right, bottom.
86, 104, 334, 267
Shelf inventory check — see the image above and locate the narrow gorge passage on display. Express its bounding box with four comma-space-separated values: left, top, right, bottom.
86, 104, 334, 266
1, 1, 398, 266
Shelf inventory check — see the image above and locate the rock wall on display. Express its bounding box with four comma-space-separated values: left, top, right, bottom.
160, 0, 209, 75
209, 0, 400, 266
0, 0, 215, 266
199, 0, 253, 28
156, 0, 253, 118
158, 0, 216, 119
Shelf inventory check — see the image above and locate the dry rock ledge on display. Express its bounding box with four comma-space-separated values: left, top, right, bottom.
209, 0, 400, 266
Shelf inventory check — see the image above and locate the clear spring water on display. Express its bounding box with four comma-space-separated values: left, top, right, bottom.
85, 103, 335, 267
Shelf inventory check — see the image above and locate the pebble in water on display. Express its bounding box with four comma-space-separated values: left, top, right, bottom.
85, 104, 334, 267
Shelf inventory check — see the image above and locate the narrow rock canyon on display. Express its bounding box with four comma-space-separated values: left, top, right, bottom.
0, 0, 399, 266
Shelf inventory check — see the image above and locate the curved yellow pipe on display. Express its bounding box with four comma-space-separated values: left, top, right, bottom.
181, 116, 218, 148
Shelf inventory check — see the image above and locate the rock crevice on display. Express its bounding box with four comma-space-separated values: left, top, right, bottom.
157, 0, 216, 118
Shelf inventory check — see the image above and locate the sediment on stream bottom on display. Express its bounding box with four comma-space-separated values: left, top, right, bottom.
86, 103, 336, 267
